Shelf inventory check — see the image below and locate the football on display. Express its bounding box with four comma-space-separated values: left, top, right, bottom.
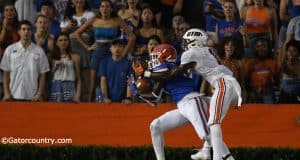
136, 77, 152, 94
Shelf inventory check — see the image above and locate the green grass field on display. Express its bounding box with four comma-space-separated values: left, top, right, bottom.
0, 145, 299, 160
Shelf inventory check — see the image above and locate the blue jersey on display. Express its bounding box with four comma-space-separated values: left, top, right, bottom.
158, 62, 199, 104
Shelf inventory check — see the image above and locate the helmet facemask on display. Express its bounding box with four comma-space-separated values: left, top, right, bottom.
183, 38, 196, 51
148, 53, 161, 70
148, 44, 177, 72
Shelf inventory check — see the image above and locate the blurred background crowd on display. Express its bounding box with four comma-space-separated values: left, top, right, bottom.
0, 0, 299, 104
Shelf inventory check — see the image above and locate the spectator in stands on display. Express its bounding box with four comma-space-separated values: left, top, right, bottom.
0, 3, 19, 99
284, 8, 300, 46
98, 39, 133, 104
171, 21, 190, 60
202, 0, 224, 46
279, 39, 300, 103
141, 0, 162, 26
164, 13, 185, 46
278, 0, 294, 49
40, 1, 61, 38
241, 0, 278, 57
33, 15, 54, 101
52, 0, 69, 21
75, 0, 135, 102
118, 0, 141, 46
118, 0, 141, 37
0, 3, 19, 56
49, 32, 81, 102
218, 37, 243, 83
61, 0, 95, 102
0, 1, 16, 14
15, 0, 37, 24
242, 38, 280, 103
33, 15, 54, 56
135, 6, 164, 56
280, 6, 300, 64
147, 35, 161, 55
0, 20, 49, 101
215, 0, 247, 47
157, 0, 183, 29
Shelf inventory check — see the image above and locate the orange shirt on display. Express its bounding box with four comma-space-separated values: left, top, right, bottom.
243, 58, 279, 93
245, 6, 271, 34
0, 28, 19, 56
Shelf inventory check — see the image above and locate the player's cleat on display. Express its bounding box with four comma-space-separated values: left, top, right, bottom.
191, 148, 211, 160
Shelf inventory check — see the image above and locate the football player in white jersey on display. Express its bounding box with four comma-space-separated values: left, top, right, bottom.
144, 28, 242, 160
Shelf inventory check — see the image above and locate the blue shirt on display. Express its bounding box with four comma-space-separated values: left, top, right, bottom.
50, 21, 61, 38
157, 62, 200, 104
98, 56, 133, 102
217, 19, 243, 41
202, 0, 223, 32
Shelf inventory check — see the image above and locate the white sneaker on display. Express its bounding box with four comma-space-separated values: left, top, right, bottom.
191, 148, 211, 160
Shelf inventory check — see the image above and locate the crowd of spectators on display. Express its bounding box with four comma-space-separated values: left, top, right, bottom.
0, 0, 299, 104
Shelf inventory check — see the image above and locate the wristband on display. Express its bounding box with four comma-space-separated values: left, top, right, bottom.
144, 70, 151, 78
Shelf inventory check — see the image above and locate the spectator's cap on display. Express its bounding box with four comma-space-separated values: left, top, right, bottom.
111, 39, 126, 46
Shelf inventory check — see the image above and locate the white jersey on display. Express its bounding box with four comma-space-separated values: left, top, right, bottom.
181, 46, 233, 86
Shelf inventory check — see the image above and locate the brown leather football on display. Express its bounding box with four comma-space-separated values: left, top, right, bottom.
136, 77, 152, 94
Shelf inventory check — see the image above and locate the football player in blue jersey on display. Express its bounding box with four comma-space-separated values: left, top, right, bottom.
137, 44, 212, 160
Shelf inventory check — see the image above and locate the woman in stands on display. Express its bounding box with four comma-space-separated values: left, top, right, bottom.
241, 0, 278, 57
75, 0, 135, 101
33, 15, 54, 55
49, 33, 81, 102
135, 6, 164, 56
60, 0, 95, 102
215, 0, 247, 47
279, 39, 300, 103
0, 3, 19, 98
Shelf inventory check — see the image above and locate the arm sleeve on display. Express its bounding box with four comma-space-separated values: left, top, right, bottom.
39, 49, 50, 73
0, 47, 11, 71
286, 18, 296, 35
180, 50, 195, 65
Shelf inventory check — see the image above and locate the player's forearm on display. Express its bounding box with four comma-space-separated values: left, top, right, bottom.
169, 62, 196, 79
145, 71, 170, 82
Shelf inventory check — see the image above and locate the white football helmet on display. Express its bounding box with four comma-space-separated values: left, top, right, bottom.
182, 28, 208, 50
